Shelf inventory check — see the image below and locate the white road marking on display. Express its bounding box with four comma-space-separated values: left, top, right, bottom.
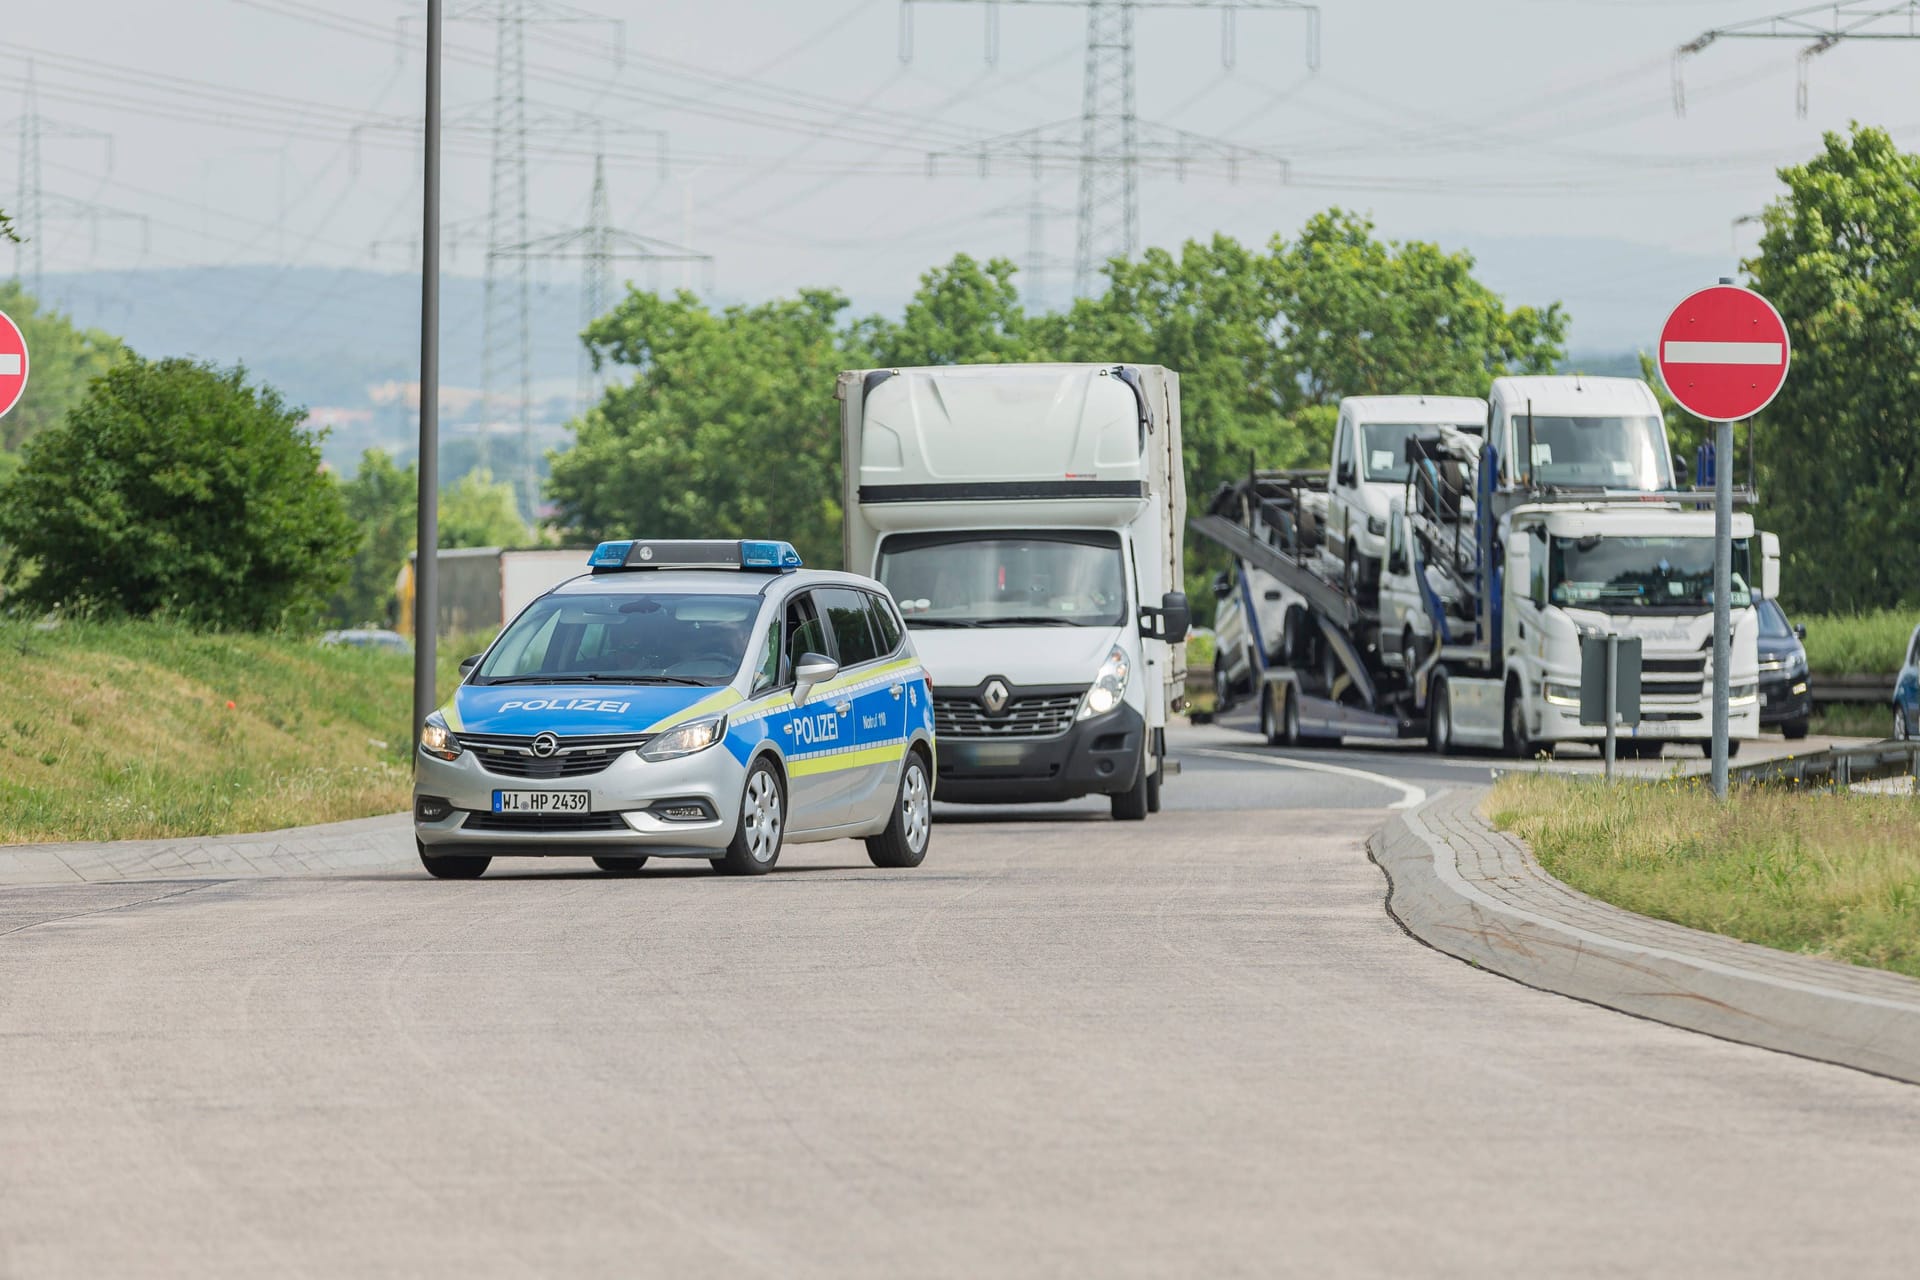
1185, 746, 1429, 810
0, 354, 21, 376
1662, 341, 1783, 366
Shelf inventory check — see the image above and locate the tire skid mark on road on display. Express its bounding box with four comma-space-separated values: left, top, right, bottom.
1185, 746, 1430, 809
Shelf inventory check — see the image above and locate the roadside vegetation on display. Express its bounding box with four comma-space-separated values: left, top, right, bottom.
1798, 608, 1914, 676
1489, 773, 1920, 980
0, 621, 462, 844
1808, 703, 1896, 739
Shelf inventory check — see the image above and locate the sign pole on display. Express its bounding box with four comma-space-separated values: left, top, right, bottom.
1710, 416, 1732, 800
412, 0, 443, 764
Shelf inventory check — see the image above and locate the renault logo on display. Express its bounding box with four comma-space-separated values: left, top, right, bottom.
530, 732, 561, 758
982, 679, 1010, 715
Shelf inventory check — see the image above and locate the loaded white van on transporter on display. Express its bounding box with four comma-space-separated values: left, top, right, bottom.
837, 364, 1189, 819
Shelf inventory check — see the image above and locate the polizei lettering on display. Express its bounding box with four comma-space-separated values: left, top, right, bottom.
790, 711, 841, 746
498, 698, 633, 713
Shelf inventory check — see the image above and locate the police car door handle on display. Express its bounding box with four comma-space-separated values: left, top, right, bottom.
833, 700, 852, 715
889, 683, 904, 698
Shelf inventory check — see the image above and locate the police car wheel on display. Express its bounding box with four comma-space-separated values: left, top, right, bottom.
417, 841, 489, 880
592, 856, 648, 874
716, 759, 784, 876
866, 750, 932, 869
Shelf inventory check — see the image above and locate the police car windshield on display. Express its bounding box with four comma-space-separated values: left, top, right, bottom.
877, 530, 1126, 627
474, 591, 760, 686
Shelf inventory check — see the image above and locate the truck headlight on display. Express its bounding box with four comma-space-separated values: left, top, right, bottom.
1543, 681, 1581, 706
640, 714, 728, 762
1078, 646, 1131, 720
1730, 683, 1759, 704
419, 711, 461, 761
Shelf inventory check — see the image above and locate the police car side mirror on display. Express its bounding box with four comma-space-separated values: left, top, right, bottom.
792, 653, 839, 705
458, 654, 482, 678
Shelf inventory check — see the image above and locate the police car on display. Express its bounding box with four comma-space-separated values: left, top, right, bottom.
413, 539, 936, 879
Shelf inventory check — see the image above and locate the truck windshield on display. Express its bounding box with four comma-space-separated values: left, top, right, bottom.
877, 531, 1127, 627
1518, 415, 1672, 489
1362, 422, 1480, 483
473, 591, 760, 685
1549, 536, 1750, 612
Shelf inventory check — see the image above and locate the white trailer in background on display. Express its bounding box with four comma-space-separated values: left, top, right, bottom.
838, 363, 1189, 819
396, 547, 586, 642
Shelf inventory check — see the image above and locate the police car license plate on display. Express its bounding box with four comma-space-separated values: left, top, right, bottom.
493, 790, 589, 814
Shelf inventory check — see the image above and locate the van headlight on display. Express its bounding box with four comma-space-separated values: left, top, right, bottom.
1078, 646, 1131, 720
640, 714, 728, 762
419, 711, 461, 761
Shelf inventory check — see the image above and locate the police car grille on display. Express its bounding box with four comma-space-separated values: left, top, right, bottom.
461, 811, 631, 833
934, 693, 1082, 739
459, 733, 652, 779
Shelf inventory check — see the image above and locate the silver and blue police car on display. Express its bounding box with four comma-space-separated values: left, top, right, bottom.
413, 539, 936, 879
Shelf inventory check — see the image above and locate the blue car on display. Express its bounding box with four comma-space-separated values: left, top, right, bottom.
1897, 623, 1920, 742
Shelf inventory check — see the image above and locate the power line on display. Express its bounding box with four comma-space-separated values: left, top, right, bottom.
902, 1, 1319, 296
5, 61, 147, 297
1676, 2, 1920, 117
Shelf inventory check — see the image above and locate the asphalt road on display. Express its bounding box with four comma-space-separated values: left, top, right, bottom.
3, 727, 1917, 1277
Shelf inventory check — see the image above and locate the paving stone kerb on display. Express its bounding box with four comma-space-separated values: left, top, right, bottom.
1375, 789, 1920, 1085
0, 812, 413, 885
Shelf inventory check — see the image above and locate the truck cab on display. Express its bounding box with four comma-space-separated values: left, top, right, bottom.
1326, 395, 1486, 601
838, 364, 1188, 820
1487, 375, 1676, 492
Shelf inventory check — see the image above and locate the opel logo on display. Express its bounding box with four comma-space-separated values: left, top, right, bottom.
530, 732, 560, 758
982, 679, 1010, 715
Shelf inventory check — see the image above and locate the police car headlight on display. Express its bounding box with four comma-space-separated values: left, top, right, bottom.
419, 711, 461, 761
640, 714, 728, 762
1078, 646, 1131, 720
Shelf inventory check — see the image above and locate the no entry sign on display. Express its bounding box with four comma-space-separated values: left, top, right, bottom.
1657, 284, 1790, 422
0, 309, 26, 421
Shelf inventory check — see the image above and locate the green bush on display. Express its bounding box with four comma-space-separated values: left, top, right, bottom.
1797, 608, 1916, 676
0, 356, 357, 630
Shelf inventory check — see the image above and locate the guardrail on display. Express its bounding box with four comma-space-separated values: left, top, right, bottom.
1729, 740, 1920, 789
1808, 674, 1896, 706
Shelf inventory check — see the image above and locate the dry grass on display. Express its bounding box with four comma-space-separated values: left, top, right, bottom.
1488, 772, 1920, 980
0, 620, 466, 844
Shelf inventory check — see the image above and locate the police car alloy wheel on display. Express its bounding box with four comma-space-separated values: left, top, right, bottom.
866, 750, 932, 869
593, 856, 648, 875
714, 759, 784, 876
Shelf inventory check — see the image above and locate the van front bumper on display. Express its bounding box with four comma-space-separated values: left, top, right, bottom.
933, 703, 1147, 804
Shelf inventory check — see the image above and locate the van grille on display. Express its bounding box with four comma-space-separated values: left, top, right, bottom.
934, 692, 1082, 739
458, 732, 652, 779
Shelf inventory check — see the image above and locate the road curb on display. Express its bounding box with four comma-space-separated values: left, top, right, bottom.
1372, 789, 1920, 1085
0, 812, 413, 886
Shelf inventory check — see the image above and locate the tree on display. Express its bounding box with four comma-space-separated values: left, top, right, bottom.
0, 282, 129, 452
1747, 124, 1920, 612
330, 449, 417, 627
438, 467, 530, 549
0, 357, 357, 629
860, 254, 1039, 368
550, 288, 851, 566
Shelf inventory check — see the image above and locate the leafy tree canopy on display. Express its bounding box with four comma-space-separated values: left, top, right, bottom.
1748, 123, 1920, 612
330, 448, 417, 627
0, 357, 357, 629
438, 467, 531, 550
0, 281, 129, 452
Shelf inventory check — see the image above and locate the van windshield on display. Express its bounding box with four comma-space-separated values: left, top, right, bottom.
1362, 422, 1481, 484
474, 591, 760, 685
877, 531, 1127, 628
1517, 415, 1672, 489
1549, 535, 1750, 613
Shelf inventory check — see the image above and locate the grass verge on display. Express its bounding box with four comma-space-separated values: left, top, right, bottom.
0, 620, 465, 844
1809, 703, 1896, 739
1488, 773, 1920, 980
1799, 608, 1914, 676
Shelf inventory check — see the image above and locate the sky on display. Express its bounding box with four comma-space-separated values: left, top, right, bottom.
5, 0, 1919, 354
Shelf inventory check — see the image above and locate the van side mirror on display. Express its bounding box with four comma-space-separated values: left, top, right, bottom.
1794, 623, 1807, 640
1140, 592, 1191, 643
1211, 571, 1233, 599
792, 653, 839, 705
1337, 463, 1356, 488
459, 654, 482, 677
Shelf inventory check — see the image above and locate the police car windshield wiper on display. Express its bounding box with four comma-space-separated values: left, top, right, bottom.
481, 673, 711, 686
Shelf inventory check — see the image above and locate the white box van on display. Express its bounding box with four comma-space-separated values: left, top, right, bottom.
838, 364, 1189, 819
1327, 396, 1487, 599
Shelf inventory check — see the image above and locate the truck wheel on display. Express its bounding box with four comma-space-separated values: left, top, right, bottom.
417, 840, 489, 880
1111, 752, 1150, 821
1504, 684, 1537, 760
865, 750, 932, 869
1283, 686, 1305, 747
1428, 680, 1453, 755
1259, 687, 1283, 746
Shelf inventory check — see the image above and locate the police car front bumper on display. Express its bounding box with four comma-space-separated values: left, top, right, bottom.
413, 744, 741, 857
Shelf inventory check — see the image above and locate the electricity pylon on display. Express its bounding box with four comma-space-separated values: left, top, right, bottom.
983, 181, 1073, 312
7, 61, 148, 297
902, 0, 1319, 296
1675, 2, 1920, 117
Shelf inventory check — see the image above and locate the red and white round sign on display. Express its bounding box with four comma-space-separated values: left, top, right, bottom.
0, 309, 26, 421
1656, 284, 1790, 422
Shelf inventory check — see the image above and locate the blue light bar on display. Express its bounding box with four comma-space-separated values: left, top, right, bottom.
588, 540, 634, 568
586, 539, 804, 573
